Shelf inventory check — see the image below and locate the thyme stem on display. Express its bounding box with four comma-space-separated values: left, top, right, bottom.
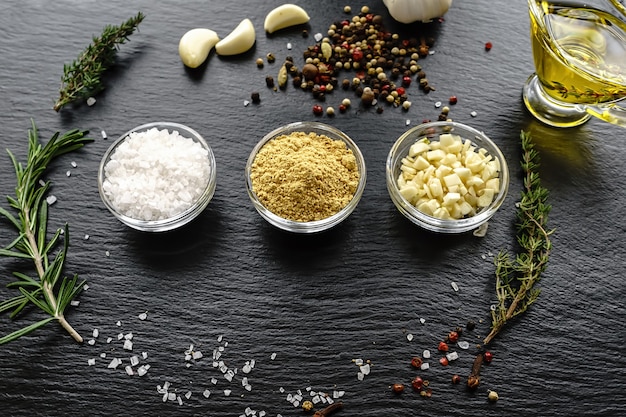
53, 12, 145, 111
468, 131, 554, 387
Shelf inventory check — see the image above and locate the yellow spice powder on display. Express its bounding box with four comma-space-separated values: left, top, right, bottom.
250, 131, 360, 222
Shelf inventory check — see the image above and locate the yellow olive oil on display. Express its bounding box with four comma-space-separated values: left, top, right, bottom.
529, 0, 626, 104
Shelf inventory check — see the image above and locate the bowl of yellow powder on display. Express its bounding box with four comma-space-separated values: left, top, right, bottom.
246, 121, 366, 233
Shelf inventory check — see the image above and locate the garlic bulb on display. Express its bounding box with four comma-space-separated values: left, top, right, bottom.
383, 0, 453, 24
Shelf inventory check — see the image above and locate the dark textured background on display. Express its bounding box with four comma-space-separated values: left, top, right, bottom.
1, 1, 625, 416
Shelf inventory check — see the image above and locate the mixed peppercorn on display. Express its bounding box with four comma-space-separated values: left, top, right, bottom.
259, 6, 449, 118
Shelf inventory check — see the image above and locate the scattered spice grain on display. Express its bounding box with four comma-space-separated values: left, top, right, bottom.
250, 131, 359, 222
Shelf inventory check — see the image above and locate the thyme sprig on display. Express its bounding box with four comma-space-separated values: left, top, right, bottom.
551, 80, 623, 102
468, 131, 554, 388
0, 120, 93, 344
53, 12, 145, 112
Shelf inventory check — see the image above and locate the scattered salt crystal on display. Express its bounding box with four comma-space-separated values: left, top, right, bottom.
141, 352, 148, 359
117, 333, 124, 340
66, 170, 71, 177
435, 101, 442, 108
405, 119, 411, 126
451, 281, 459, 292
192, 351, 203, 360
101, 130, 108, 140
185, 391, 192, 400
359, 364, 371, 375
446, 351, 459, 361
124, 332, 133, 340
458, 341, 470, 350
87, 358, 96, 366
162, 393, 168, 402
406, 333, 414, 341
106, 337, 113, 343
270, 352, 277, 360
287, 42, 292, 50
39, 179, 46, 187
420, 362, 430, 370
211, 377, 218, 384
130, 355, 140, 366
490, 304, 497, 311
107, 358, 121, 369
123, 339, 133, 351
84, 234, 89, 240
83, 284, 89, 290
88, 339, 96, 346
217, 335, 223, 342
420, 317, 426, 324
70, 300, 80, 306
357, 372, 364, 381
177, 396, 183, 405
105, 250, 110, 257
86, 97, 96, 106
100, 353, 106, 358
125, 365, 134, 376
242, 363, 252, 373
259, 412, 266, 417
473, 222, 489, 237
137, 365, 148, 376
71, 161, 77, 168
244, 100, 250, 107
470, 110, 478, 117
93, 329, 99, 338
314, 33, 323, 42
116, 321, 122, 326
423, 350, 431, 358
224, 371, 234, 382
46, 195, 57, 205
203, 389, 211, 398
224, 389, 232, 396
429, 50, 435, 55
168, 392, 177, 402
354, 358, 364, 366
279, 387, 285, 393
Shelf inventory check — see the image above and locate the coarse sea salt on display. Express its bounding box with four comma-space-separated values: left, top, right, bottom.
102, 127, 211, 221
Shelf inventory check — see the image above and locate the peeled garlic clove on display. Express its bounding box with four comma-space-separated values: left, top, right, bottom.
215, 18, 256, 56
383, 0, 453, 24
264, 4, 310, 34
178, 28, 220, 68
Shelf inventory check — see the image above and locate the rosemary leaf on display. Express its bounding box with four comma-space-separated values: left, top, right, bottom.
53, 12, 145, 111
0, 120, 93, 345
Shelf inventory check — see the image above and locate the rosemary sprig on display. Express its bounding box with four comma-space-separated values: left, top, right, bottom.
53, 11, 145, 112
0, 120, 93, 344
468, 131, 554, 388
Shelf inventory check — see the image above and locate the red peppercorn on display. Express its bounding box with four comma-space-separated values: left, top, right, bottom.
352, 48, 364, 62
411, 357, 423, 369
448, 331, 459, 343
451, 374, 461, 384
483, 351, 493, 363
411, 376, 424, 391
319, 85, 326, 93
485, 41, 493, 51
395, 86, 406, 96
392, 383, 405, 393
402, 76, 412, 87
439, 357, 449, 366
449, 95, 458, 105
312, 104, 323, 115
437, 341, 449, 352
339, 104, 347, 113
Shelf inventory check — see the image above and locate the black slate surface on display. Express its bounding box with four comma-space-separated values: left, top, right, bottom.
1, 1, 625, 416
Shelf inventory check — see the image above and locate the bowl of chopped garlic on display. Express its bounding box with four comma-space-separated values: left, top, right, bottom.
245, 121, 367, 233
98, 122, 217, 232
386, 121, 509, 233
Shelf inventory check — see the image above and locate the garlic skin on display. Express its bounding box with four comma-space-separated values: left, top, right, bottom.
383, 0, 453, 24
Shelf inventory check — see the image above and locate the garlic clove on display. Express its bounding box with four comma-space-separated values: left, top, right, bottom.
215, 18, 256, 56
264, 4, 310, 34
383, 0, 453, 24
178, 28, 220, 68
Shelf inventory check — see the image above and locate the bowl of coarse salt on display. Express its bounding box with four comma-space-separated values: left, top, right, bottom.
245, 121, 366, 233
98, 122, 216, 232
386, 121, 509, 234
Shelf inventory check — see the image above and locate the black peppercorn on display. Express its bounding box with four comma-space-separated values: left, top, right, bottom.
251, 92, 260, 103
265, 75, 275, 88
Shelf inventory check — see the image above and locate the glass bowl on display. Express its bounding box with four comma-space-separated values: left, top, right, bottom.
245, 121, 367, 233
98, 121, 217, 232
386, 121, 509, 233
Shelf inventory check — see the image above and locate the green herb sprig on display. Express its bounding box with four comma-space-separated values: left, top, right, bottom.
0, 120, 93, 344
468, 131, 554, 388
53, 12, 145, 112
